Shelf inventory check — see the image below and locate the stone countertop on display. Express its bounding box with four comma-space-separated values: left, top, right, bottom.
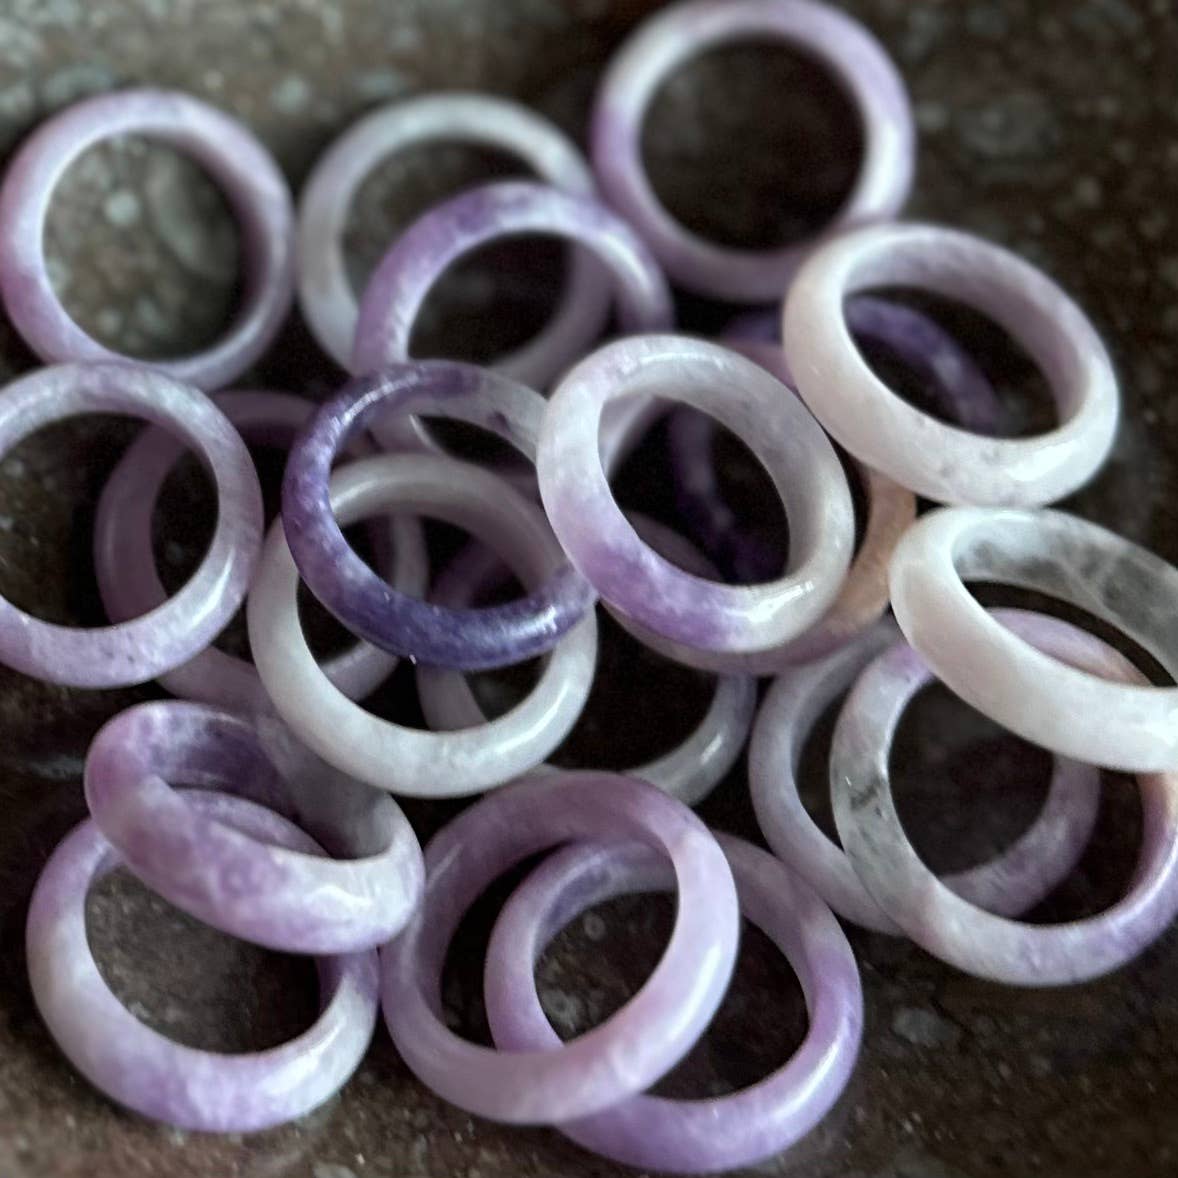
0, 1, 1176, 1176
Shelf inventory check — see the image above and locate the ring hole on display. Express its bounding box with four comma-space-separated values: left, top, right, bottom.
0, 415, 142, 627
533, 898, 808, 1097
848, 289, 1055, 437
87, 868, 318, 1052
345, 143, 567, 364
643, 41, 862, 251
47, 139, 241, 358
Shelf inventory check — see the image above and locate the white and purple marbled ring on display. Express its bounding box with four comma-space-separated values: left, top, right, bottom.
590, 0, 914, 302
831, 612, 1178, 985
94, 389, 427, 714
254, 453, 597, 796
27, 790, 378, 1131
0, 88, 294, 390
783, 222, 1120, 505
670, 338, 917, 667
284, 360, 595, 670
417, 513, 756, 807
380, 771, 739, 1124
538, 335, 855, 663
749, 615, 1103, 933
675, 299, 1001, 582
0, 364, 262, 688
298, 92, 611, 382
483, 833, 861, 1172
890, 507, 1178, 772
83, 701, 424, 954
351, 179, 673, 412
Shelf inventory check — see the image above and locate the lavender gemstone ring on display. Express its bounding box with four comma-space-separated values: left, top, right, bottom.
590, 0, 914, 302
298, 92, 611, 382
417, 513, 757, 807
84, 701, 425, 954
831, 612, 1178, 985
380, 771, 739, 1124
783, 223, 1120, 506
0, 88, 293, 390
284, 361, 595, 670
483, 834, 862, 1173
0, 364, 262, 689
890, 507, 1178, 772
27, 791, 378, 1132
254, 454, 598, 796
351, 178, 673, 394
749, 615, 1102, 932
94, 389, 427, 714
538, 335, 855, 663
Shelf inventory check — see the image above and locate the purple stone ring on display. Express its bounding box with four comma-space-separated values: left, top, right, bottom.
298, 92, 611, 382
0, 363, 262, 689
380, 771, 740, 1124
83, 701, 425, 954
483, 834, 862, 1173
27, 790, 378, 1132
0, 88, 294, 390
831, 610, 1178, 985
284, 360, 597, 670
538, 335, 855, 669
93, 389, 427, 714
590, 0, 915, 302
783, 222, 1120, 505
749, 615, 1102, 932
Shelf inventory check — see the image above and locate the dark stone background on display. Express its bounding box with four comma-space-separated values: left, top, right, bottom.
0, 1, 1176, 1175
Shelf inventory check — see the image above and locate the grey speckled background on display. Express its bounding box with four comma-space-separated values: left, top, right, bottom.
0, 1, 1177, 1176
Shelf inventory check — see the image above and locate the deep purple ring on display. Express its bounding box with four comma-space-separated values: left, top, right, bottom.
284, 360, 596, 670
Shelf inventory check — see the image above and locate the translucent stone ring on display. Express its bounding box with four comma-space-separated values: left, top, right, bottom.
27, 791, 378, 1132
890, 507, 1178, 772
0, 88, 293, 390
0, 363, 262, 689
591, 0, 914, 302
831, 611, 1178, 985
380, 771, 740, 1124
284, 361, 595, 670
783, 222, 1120, 505
749, 615, 1103, 932
538, 335, 854, 667
298, 92, 611, 382
483, 834, 861, 1173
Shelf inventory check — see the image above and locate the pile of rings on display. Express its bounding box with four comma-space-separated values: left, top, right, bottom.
0, 0, 1169, 1172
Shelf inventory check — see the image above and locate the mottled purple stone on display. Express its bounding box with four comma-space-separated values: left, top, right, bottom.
27, 789, 378, 1132
380, 771, 740, 1124
0, 88, 293, 390
0, 363, 262, 688
483, 834, 862, 1172
84, 701, 425, 954
283, 360, 596, 670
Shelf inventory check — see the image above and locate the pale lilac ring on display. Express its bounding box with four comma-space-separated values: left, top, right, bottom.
380, 771, 739, 1124
783, 223, 1120, 505
27, 790, 378, 1131
94, 389, 427, 713
590, 0, 914, 301
0, 363, 262, 688
832, 611, 1178, 985
538, 335, 855, 664
84, 701, 425, 954
284, 360, 595, 670
0, 88, 294, 389
298, 92, 611, 381
749, 615, 1103, 932
484, 834, 861, 1172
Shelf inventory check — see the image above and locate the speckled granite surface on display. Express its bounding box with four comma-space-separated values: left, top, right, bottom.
0, 1, 1176, 1175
